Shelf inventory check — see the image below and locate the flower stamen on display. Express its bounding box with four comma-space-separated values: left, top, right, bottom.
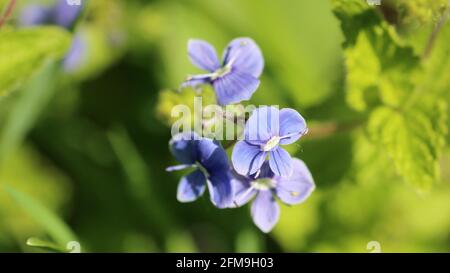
211, 64, 233, 80
261, 136, 281, 151
251, 178, 276, 191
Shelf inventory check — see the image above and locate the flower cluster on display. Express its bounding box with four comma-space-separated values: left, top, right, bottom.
168, 38, 315, 233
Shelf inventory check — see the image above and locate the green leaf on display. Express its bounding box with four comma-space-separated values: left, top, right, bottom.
368, 101, 448, 191
26, 237, 67, 253
0, 27, 71, 98
332, 0, 421, 111
4, 185, 77, 247
0, 61, 59, 164
332, 0, 449, 191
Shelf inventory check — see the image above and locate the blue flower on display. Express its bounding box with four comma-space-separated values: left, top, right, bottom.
62, 33, 88, 72
20, 1, 87, 72
232, 106, 307, 178
167, 132, 234, 208
182, 38, 264, 106
232, 159, 315, 233
20, 0, 84, 29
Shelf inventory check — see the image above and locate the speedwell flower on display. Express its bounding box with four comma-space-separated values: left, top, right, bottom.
20, 0, 84, 28
182, 37, 264, 106
19, 0, 87, 72
232, 159, 315, 233
166, 132, 233, 208
232, 106, 307, 178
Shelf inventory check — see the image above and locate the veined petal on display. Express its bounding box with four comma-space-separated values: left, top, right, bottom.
188, 39, 221, 72
169, 132, 198, 165
232, 141, 266, 176
197, 139, 229, 174
207, 172, 233, 208
255, 161, 275, 179
279, 108, 307, 145
245, 106, 280, 144
251, 191, 280, 233
213, 70, 260, 106
275, 158, 315, 205
222, 37, 264, 78
177, 170, 206, 202
269, 147, 293, 177
230, 178, 256, 207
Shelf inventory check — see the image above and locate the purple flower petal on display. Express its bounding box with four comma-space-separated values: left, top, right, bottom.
181, 74, 211, 89
232, 141, 266, 176
188, 39, 221, 72
269, 147, 293, 177
63, 34, 87, 72
207, 172, 234, 208
166, 164, 194, 172
196, 139, 229, 174
245, 106, 280, 144
255, 161, 275, 179
20, 5, 53, 26
53, 0, 84, 28
275, 158, 315, 205
213, 69, 260, 106
169, 132, 198, 165
222, 37, 264, 78
177, 170, 206, 202
279, 108, 307, 145
251, 191, 280, 233
230, 178, 256, 207
195, 138, 233, 208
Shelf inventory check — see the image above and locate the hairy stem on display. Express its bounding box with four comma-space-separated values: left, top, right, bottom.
222, 119, 364, 150
0, 0, 17, 28
302, 120, 365, 140
422, 0, 450, 60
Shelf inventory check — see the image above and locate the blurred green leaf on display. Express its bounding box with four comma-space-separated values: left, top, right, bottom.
385, 0, 449, 27
107, 125, 176, 232
0, 27, 70, 98
0, 145, 71, 249
0, 61, 59, 164
368, 100, 447, 191
5, 185, 77, 247
235, 228, 263, 253
332, 0, 421, 111
165, 230, 198, 253
333, 0, 449, 192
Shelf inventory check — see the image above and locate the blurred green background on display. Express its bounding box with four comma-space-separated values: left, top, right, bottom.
0, 0, 449, 253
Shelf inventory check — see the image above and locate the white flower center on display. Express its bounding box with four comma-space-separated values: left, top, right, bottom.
261, 136, 281, 152
252, 178, 276, 191
211, 63, 232, 80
